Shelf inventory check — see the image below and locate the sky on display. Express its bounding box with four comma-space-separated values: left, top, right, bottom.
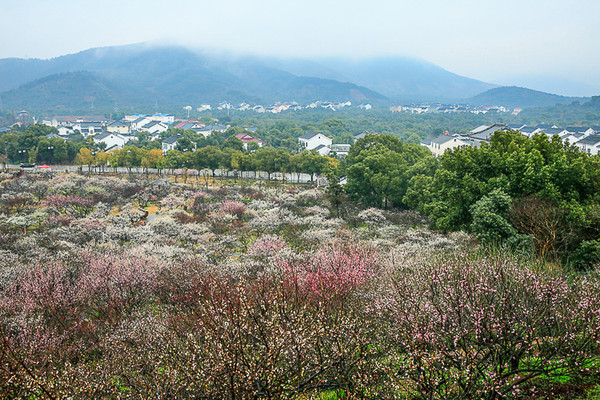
2, 0, 600, 96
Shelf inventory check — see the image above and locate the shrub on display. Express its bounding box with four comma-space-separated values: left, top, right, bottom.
220, 200, 246, 220
470, 188, 516, 245
570, 239, 600, 271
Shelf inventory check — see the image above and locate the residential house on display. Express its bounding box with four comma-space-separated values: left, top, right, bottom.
162, 135, 180, 153
234, 132, 266, 149
507, 123, 526, 131
125, 114, 174, 125
299, 132, 332, 152
57, 126, 74, 136
313, 144, 330, 156
130, 117, 153, 132
560, 132, 584, 145
125, 114, 147, 122
51, 115, 108, 127
150, 114, 174, 124
518, 126, 537, 137
73, 122, 104, 137
141, 121, 168, 135
534, 124, 559, 132
107, 120, 131, 134
574, 135, 600, 155
354, 132, 379, 142
196, 124, 228, 138
46, 132, 64, 140
424, 135, 471, 157
565, 126, 595, 136
93, 132, 132, 150
469, 123, 508, 145
329, 143, 351, 157
537, 127, 568, 138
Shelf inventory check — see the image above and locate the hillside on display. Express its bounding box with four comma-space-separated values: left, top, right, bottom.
467, 86, 586, 109
0, 44, 587, 112
0, 45, 387, 111
314, 56, 497, 102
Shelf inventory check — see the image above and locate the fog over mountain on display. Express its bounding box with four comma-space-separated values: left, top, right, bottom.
0, 43, 591, 111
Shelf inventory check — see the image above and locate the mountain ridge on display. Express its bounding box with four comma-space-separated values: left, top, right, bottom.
466, 86, 587, 109
0, 43, 592, 112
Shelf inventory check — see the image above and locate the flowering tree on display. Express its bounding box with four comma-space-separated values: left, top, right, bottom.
387, 253, 600, 399
44, 194, 95, 217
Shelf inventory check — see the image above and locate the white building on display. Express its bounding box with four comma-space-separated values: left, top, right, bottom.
57, 126, 74, 136
422, 135, 471, 157
93, 132, 133, 150
298, 132, 332, 152
196, 124, 228, 138
162, 135, 180, 153
151, 113, 174, 124
130, 117, 153, 132
574, 135, 600, 155
330, 143, 351, 157
140, 121, 169, 135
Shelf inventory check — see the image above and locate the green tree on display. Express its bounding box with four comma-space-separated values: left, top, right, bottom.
222, 136, 244, 152
470, 189, 517, 245
345, 134, 433, 209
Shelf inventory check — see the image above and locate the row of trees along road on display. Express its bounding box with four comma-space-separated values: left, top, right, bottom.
75, 145, 336, 182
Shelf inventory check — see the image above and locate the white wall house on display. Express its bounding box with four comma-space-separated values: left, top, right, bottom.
141, 121, 169, 135
423, 135, 471, 157
574, 135, 600, 155
150, 113, 174, 124
57, 126, 74, 136
329, 143, 351, 157
162, 135, 180, 153
73, 122, 104, 137
298, 132, 332, 152
130, 117, 153, 132
196, 124, 228, 138
93, 132, 132, 150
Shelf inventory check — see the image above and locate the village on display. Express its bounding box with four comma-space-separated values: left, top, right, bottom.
421, 122, 600, 156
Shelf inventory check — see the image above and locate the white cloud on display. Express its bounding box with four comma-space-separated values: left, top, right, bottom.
2, 0, 599, 89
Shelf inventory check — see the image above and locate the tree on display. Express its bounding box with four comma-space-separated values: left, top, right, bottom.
74, 148, 95, 171
222, 136, 244, 152
345, 134, 433, 209
175, 137, 194, 153
325, 170, 346, 218
470, 189, 517, 245
53, 141, 69, 164
194, 146, 224, 178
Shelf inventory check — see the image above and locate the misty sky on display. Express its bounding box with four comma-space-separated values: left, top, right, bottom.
3, 0, 600, 96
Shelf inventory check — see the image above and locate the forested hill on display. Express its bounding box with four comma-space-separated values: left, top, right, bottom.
0, 45, 387, 110
0, 44, 592, 112
467, 86, 587, 109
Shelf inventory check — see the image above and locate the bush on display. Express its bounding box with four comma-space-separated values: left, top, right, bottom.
470, 188, 516, 245
570, 239, 600, 271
